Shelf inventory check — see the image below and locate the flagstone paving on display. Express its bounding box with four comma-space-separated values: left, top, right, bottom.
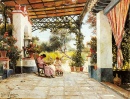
0, 72, 127, 99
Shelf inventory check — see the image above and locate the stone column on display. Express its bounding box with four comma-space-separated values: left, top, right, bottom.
96, 11, 113, 82
12, 10, 25, 68
12, 9, 36, 73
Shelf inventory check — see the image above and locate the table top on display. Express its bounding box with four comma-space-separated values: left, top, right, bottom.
0, 57, 10, 61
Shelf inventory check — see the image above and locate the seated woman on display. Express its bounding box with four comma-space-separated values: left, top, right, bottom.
53, 57, 63, 76
37, 54, 55, 78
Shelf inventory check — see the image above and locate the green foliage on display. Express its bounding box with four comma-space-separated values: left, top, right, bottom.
112, 35, 117, 65
71, 31, 84, 67
121, 14, 130, 67
71, 52, 84, 67
7, 46, 21, 68
69, 60, 75, 67
32, 37, 39, 42
0, 35, 21, 71
49, 35, 62, 51
0, 24, 13, 35
87, 36, 97, 64
0, 35, 9, 51
40, 42, 52, 52
0, 41, 10, 51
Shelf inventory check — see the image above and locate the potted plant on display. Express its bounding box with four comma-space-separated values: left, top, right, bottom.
69, 60, 75, 72
0, 35, 10, 57
0, 32, 21, 73
71, 52, 84, 72
88, 37, 97, 70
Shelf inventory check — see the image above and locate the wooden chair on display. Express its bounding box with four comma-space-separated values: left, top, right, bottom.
34, 54, 44, 76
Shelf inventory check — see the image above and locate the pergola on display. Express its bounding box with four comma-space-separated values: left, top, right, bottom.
1, 0, 88, 32
1, 0, 113, 32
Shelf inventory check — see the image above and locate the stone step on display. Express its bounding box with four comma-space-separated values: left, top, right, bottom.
101, 82, 130, 99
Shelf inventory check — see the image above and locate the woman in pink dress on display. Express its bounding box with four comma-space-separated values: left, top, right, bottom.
37, 54, 55, 78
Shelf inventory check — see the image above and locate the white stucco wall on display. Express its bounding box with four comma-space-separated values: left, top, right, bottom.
97, 11, 112, 68
12, 10, 32, 66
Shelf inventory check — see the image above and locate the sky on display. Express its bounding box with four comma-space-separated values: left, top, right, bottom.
32, 13, 94, 48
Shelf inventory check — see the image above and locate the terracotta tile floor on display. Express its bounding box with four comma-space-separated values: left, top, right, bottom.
0, 72, 127, 99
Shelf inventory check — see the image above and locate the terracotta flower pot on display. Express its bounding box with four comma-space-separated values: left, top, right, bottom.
70, 66, 75, 72
0, 51, 7, 58
80, 67, 84, 72
75, 67, 80, 72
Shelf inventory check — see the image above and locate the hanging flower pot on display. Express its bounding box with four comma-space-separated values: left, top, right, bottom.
0, 51, 7, 58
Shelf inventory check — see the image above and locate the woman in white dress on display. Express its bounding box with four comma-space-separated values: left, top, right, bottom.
53, 57, 63, 76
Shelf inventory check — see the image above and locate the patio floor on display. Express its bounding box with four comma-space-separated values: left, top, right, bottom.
0, 72, 127, 99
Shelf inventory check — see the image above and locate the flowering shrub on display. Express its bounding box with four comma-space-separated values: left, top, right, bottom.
26, 43, 40, 54
0, 32, 21, 72
0, 41, 10, 51
7, 36, 17, 46
87, 37, 97, 64
26, 43, 35, 53
0, 34, 18, 51
0, 34, 10, 51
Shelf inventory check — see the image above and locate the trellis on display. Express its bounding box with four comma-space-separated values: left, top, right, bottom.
31, 15, 80, 32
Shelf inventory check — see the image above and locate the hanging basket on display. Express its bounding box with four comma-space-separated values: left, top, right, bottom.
0, 51, 7, 58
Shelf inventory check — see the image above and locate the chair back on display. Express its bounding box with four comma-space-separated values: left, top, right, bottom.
33, 53, 39, 68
